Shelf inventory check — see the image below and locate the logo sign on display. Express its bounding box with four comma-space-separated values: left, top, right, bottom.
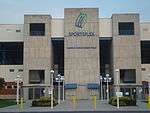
68, 11, 96, 37
75, 12, 87, 29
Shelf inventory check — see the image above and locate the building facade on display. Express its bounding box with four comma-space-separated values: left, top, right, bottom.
0, 8, 150, 100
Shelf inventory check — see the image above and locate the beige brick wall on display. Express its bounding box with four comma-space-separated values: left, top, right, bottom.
112, 14, 142, 85
64, 8, 100, 99
23, 15, 52, 87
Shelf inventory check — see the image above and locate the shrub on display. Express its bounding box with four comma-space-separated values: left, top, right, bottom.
109, 96, 136, 106
32, 96, 58, 107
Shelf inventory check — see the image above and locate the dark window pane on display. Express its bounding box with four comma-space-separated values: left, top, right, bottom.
120, 69, 136, 83
141, 41, 150, 64
99, 40, 111, 75
118, 22, 134, 35
9, 69, 14, 72
52, 40, 64, 76
18, 69, 23, 72
29, 88, 33, 100
34, 88, 41, 99
0, 42, 23, 65
16, 30, 21, 32
30, 23, 45, 36
29, 70, 45, 84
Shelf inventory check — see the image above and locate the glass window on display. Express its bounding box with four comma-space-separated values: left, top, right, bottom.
9, 69, 14, 72
28, 88, 44, 100
29, 70, 45, 84
120, 69, 136, 83
30, 23, 45, 36
0, 42, 23, 65
16, 30, 21, 32
141, 41, 150, 64
29, 88, 33, 100
18, 69, 23, 72
34, 88, 41, 99
99, 40, 111, 74
52, 40, 64, 76
118, 22, 134, 35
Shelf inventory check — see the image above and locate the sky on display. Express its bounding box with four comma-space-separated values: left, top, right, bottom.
0, 0, 150, 24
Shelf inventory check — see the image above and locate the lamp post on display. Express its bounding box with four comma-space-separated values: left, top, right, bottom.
55, 74, 65, 104
100, 75, 103, 100
116, 69, 120, 109
98, 75, 103, 100
50, 70, 54, 109
62, 76, 65, 101
104, 74, 111, 101
14, 74, 22, 105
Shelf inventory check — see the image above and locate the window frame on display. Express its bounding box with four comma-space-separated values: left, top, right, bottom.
118, 22, 135, 35
120, 69, 136, 83
29, 23, 45, 36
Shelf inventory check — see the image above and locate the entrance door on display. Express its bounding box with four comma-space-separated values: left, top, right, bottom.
28, 88, 44, 100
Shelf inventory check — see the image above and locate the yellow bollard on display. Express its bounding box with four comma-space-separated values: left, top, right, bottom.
72, 96, 76, 110
20, 97, 24, 111
93, 96, 97, 110
148, 96, 150, 109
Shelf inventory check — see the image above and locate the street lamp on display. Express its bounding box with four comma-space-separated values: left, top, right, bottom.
50, 70, 54, 109
116, 69, 120, 109
14, 74, 22, 105
98, 75, 103, 100
55, 74, 65, 104
104, 74, 111, 101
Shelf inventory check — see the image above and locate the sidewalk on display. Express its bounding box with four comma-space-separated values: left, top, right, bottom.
0, 100, 150, 112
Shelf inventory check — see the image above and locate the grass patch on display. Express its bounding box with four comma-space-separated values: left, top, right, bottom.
0, 99, 16, 108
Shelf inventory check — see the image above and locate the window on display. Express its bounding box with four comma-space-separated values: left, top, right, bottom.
28, 88, 44, 100
141, 68, 146, 71
52, 40, 64, 75
9, 69, 14, 72
30, 23, 45, 36
120, 69, 136, 83
18, 69, 23, 72
118, 22, 134, 35
0, 42, 23, 65
34, 88, 41, 99
16, 30, 21, 32
99, 40, 111, 74
141, 41, 150, 64
29, 88, 33, 100
29, 70, 45, 84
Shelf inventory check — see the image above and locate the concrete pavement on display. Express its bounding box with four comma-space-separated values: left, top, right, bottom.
0, 100, 150, 112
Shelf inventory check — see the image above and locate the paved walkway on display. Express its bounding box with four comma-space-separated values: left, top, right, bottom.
0, 100, 150, 112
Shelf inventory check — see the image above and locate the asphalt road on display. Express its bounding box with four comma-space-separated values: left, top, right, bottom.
0, 111, 150, 113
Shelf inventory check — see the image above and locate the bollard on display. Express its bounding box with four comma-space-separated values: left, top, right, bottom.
20, 97, 24, 111
148, 96, 150, 109
72, 96, 76, 110
93, 96, 97, 110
